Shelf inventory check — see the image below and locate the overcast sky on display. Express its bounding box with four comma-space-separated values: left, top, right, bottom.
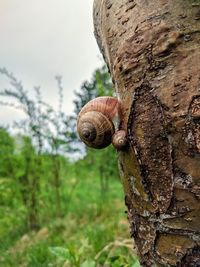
0, 0, 102, 125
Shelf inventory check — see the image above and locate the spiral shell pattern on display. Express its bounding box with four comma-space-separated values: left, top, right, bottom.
77, 97, 119, 149
112, 130, 127, 150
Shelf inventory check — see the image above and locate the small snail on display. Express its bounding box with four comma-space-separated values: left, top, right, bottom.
112, 130, 127, 150
77, 96, 126, 149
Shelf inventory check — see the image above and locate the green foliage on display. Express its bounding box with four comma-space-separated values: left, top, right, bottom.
0, 153, 140, 266
0, 127, 15, 178
0, 65, 140, 266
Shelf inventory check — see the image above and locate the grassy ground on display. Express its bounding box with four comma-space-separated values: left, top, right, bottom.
0, 168, 140, 267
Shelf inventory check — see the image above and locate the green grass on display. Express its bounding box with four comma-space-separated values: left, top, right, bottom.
0, 171, 140, 267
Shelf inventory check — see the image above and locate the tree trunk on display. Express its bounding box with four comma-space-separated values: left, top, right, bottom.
93, 0, 200, 266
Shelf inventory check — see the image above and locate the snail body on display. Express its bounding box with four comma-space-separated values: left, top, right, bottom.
77, 96, 120, 149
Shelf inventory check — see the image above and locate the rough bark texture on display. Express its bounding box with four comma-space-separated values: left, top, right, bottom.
93, 0, 200, 266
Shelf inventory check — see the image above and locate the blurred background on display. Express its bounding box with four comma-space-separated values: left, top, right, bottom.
0, 1, 139, 266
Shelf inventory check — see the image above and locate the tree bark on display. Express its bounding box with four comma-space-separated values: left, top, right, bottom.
93, 0, 200, 266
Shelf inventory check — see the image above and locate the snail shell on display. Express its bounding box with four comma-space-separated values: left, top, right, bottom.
77, 96, 119, 149
112, 130, 127, 150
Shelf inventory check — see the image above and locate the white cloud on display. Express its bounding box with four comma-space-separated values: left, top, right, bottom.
0, 0, 102, 125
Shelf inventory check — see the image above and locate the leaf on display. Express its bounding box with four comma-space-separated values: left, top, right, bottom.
80, 260, 96, 267
132, 259, 141, 267
49, 247, 70, 260
109, 255, 120, 263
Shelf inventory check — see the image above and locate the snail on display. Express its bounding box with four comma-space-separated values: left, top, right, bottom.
77, 96, 127, 149
112, 130, 127, 150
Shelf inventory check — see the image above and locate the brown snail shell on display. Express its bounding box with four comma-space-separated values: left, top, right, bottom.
112, 130, 127, 150
77, 97, 119, 149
